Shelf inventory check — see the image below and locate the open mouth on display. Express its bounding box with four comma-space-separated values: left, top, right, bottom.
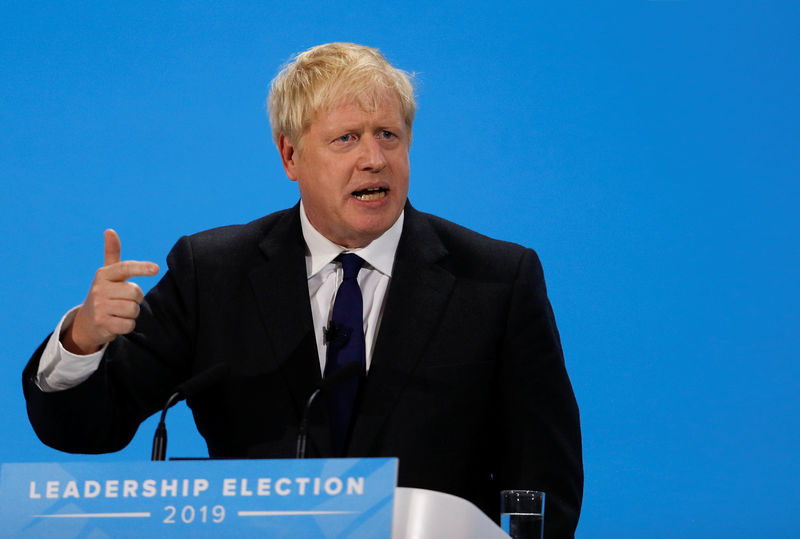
352, 187, 388, 201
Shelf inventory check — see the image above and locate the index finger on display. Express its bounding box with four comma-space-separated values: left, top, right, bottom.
102, 260, 160, 281
104, 229, 121, 266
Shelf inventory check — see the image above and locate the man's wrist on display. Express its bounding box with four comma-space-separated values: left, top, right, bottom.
60, 321, 101, 355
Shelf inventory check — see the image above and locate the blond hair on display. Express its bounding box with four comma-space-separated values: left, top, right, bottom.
267, 42, 416, 148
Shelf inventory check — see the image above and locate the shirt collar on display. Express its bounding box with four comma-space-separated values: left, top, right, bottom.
300, 200, 404, 279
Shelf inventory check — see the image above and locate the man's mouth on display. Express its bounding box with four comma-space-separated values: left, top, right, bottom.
352, 187, 388, 201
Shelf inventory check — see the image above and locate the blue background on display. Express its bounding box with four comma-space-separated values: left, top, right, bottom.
2, 2, 797, 537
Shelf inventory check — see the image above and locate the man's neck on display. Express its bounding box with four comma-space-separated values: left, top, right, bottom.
299, 200, 404, 278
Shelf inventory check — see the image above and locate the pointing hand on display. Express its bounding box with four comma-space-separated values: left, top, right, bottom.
62, 229, 159, 355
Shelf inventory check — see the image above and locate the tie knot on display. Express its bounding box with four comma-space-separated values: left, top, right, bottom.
338, 253, 364, 280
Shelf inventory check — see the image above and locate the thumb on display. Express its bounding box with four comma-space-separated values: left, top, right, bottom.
104, 229, 121, 266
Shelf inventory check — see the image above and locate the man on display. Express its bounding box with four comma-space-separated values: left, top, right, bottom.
23, 43, 583, 536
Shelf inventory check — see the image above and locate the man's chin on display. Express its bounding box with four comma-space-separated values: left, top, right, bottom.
334, 219, 397, 248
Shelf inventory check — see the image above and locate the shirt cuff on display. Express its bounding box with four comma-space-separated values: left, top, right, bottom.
36, 306, 107, 392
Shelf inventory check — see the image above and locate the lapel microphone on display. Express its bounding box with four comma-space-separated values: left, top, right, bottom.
323, 321, 351, 349
296, 361, 362, 459
151, 363, 229, 461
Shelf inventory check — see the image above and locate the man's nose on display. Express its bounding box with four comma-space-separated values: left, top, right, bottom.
358, 137, 387, 172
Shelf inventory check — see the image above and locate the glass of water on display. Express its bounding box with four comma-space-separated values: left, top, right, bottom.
500, 490, 545, 539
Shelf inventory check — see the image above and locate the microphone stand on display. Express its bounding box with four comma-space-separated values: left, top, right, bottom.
296, 388, 323, 459
151, 391, 181, 461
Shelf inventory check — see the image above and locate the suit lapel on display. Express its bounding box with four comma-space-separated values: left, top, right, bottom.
348, 206, 455, 456
247, 205, 325, 447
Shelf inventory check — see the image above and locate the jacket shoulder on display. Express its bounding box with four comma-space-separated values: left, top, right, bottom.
165, 207, 297, 266
409, 208, 538, 280
186, 208, 293, 249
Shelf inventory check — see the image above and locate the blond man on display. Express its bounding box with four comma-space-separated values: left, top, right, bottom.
24, 43, 582, 537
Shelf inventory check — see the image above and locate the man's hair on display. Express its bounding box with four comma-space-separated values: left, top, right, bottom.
267, 42, 416, 148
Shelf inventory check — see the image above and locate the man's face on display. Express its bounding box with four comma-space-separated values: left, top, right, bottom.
279, 94, 410, 248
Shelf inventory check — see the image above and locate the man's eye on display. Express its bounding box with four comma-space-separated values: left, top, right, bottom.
379, 130, 396, 139
337, 134, 356, 143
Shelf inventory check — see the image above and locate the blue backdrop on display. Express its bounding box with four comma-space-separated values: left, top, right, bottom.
2, 2, 797, 537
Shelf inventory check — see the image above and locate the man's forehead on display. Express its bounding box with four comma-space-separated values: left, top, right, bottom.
327, 89, 400, 114
310, 93, 404, 127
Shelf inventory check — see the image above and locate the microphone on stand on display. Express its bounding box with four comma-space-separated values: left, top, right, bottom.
151, 363, 229, 461
296, 361, 362, 459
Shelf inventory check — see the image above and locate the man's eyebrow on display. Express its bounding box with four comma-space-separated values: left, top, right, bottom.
323, 124, 362, 135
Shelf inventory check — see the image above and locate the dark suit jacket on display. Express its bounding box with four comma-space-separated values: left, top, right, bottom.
24, 203, 583, 537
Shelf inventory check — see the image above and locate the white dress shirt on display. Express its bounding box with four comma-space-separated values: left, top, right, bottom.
300, 202, 403, 373
36, 203, 403, 391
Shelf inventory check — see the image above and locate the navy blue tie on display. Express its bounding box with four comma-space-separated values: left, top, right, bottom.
324, 253, 366, 456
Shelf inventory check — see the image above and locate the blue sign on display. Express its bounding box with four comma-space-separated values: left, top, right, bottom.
0, 458, 397, 538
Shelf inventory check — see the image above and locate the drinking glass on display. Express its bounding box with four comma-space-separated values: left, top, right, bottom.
500, 490, 545, 539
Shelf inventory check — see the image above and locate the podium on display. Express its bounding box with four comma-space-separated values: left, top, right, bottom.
393, 487, 509, 539
0, 459, 508, 538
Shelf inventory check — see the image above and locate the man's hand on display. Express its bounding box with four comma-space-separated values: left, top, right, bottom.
61, 229, 159, 355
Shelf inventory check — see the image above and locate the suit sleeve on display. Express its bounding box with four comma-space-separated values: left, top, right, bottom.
22, 236, 199, 454
497, 248, 583, 538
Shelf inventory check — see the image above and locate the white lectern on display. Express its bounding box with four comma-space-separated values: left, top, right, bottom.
393, 487, 510, 539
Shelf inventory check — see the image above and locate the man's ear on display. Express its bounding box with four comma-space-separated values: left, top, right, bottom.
278, 134, 299, 182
